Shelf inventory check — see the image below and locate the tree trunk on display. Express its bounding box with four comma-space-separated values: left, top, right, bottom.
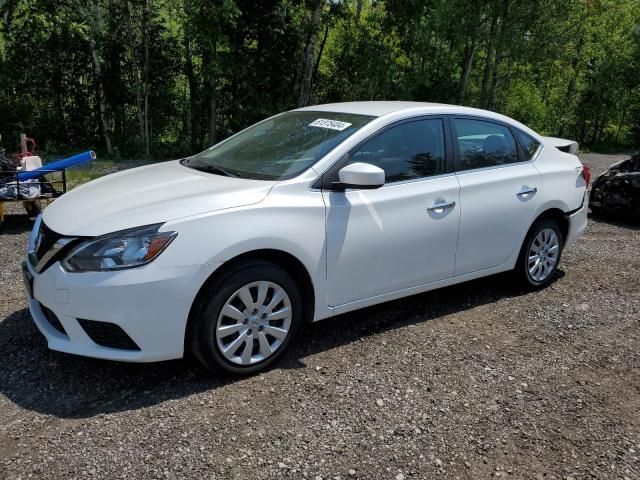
209, 85, 217, 146
126, 1, 144, 144
142, 0, 151, 158
184, 34, 200, 152
487, 48, 502, 110
578, 114, 588, 144
355, 0, 363, 23
79, 0, 112, 155
459, 39, 476, 104
499, 62, 514, 111
595, 107, 607, 144
298, 0, 323, 107
88, 41, 112, 155
479, 13, 498, 107
312, 22, 330, 88
559, 37, 584, 138
487, 0, 510, 110
202, 36, 218, 146
615, 88, 631, 144
53, 45, 67, 137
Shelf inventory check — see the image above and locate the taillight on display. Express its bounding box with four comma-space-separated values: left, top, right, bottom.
581, 165, 591, 186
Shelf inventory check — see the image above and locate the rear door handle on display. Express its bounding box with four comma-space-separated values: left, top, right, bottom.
427, 200, 456, 212
517, 186, 537, 196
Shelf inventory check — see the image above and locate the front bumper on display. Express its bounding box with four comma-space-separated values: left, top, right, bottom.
24, 259, 215, 362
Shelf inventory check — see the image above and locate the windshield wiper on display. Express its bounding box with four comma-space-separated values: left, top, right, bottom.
191, 164, 239, 178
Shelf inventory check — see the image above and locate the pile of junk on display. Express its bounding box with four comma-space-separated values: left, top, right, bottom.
0, 133, 95, 229
589, 150, 640, 223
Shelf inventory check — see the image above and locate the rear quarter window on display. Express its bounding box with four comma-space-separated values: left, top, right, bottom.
515, 129, 541, 160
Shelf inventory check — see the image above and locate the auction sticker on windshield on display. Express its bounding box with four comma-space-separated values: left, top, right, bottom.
308, 118, 352, 131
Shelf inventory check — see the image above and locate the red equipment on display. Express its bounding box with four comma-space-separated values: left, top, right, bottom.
13, 134, 37, 161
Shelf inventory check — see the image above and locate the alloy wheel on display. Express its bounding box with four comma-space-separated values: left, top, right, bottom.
215, 281, 292, 366
527, 227, 560, 282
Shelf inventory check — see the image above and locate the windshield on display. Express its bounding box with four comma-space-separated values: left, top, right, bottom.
184, 111, 374, 180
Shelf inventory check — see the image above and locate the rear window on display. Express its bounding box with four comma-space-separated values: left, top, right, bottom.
453, 118, 519, 171
515, 129, 541, 160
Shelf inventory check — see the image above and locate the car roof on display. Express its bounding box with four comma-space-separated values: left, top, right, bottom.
294, 101, 538, 137
294, 101, 450, 117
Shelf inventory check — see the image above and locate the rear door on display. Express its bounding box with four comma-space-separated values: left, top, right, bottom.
451, 116, 542, 275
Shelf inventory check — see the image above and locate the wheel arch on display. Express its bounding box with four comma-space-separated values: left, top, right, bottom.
531, 207, 570, 245
184, 248, 316, 355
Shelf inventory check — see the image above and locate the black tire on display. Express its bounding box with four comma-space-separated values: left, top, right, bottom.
190, 260, 303, 375
23, 200, 42, 218
515, 218, 564, 289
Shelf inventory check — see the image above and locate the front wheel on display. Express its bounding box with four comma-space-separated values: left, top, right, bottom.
516, 218, 564, 288
190, 261, 302, 375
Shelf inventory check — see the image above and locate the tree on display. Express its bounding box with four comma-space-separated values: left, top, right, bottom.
76, 0, 113, 155
0, 0, 638, 158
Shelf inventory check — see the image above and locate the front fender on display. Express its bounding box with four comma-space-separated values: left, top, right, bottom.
159, 195, 330, 320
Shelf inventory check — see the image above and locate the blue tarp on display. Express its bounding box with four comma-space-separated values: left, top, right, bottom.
17, 150, 96, 181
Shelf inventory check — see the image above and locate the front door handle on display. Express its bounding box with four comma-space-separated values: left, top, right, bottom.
427, 200, 456, 212
517, 186, 537, 197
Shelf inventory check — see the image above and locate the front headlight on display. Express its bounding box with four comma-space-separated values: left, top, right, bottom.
62, 224, 177, 272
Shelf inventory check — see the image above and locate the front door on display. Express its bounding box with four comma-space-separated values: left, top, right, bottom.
323, 118, 461, 306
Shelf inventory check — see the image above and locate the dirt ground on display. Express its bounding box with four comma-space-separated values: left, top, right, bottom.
1, 154, 639, 480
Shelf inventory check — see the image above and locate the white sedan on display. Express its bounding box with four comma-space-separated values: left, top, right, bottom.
22, 102, 589, 374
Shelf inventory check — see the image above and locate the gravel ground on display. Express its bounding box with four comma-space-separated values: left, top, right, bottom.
1, 154, 639, 480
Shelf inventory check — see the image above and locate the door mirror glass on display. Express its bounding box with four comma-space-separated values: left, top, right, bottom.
336, 162, 385, 190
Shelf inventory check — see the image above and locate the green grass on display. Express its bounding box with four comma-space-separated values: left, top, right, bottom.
63, 160, 115, 189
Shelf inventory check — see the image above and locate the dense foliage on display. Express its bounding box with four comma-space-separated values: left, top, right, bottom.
0, 0, 639, 158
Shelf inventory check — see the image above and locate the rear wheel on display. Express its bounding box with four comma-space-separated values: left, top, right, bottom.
190, 261, 302, 375
516, 218, 564, 288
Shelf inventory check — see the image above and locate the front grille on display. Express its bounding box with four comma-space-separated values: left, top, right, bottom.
77, 319, 141, 351
35, 222, 63, 261
30, 221, 80, 273
40, 303, 67, 336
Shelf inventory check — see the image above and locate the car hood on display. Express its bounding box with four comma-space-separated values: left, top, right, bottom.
42, 160, 276, 236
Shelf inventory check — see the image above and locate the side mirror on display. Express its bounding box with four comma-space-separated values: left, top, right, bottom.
335, 162, 385, 190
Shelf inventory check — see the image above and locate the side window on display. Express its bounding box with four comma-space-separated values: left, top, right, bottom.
514, 129, 541, 160
346, 119, 446, 183
453, 118, 519, 171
